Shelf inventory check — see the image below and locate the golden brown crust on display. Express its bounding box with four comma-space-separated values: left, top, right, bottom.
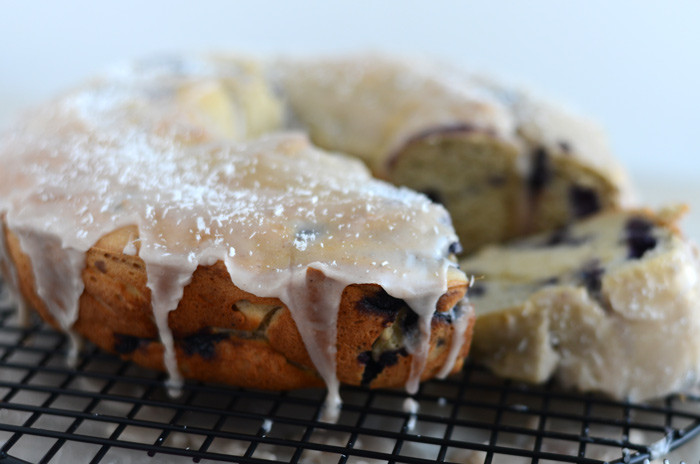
4, 223, 472, 390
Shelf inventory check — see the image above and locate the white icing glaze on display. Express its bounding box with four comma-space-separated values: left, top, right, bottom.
0, 55, 464, 412
0, 219, 29, 325
261, 419, 273, 433
12, 229, 85, 332
405, 314, 432, 395
13, 226, 86, 354
403, 397, 419, 431
14, 227, 85, 358
436, 300, 473, 379
65, 331, 83, 368
145, 262, 195, 395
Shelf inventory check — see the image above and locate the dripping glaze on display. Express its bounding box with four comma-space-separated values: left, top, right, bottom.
0, 56, 469, 418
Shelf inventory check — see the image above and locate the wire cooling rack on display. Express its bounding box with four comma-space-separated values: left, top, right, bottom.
2, 288, 700, 463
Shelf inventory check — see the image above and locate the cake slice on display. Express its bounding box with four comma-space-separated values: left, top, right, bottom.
460, 207, 700, 400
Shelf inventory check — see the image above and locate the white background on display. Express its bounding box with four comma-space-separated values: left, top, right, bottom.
1, 1, 699, 460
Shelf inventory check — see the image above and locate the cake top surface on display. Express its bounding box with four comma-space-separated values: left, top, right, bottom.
0, 56, 458, 281
0, 55, 466, 419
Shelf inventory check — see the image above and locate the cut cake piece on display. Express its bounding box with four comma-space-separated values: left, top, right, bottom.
461, 207, 700, 400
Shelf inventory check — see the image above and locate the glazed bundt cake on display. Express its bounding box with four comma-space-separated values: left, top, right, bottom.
0, 53, 666, 413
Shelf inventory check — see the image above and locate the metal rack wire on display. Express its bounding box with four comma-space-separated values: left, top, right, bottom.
2, 286, 700, 463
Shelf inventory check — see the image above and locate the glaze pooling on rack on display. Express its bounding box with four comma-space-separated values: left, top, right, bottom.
0, 56, 465, 413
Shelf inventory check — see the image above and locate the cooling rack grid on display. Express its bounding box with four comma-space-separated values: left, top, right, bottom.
1, 286, 699, 463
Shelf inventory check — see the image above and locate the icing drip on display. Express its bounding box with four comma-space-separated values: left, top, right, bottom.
436, 300, 472, 379
403, 397, 419, 431
261, 419, 273, 433
284, 265, 343, 423
405, 314, 433, 395
0, 221, 29, 325
145, 262, 195, 395
14, 228, 86, 356
0, 56, 465, 412
397, 267, 450, 395
65, 331, 83, 368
